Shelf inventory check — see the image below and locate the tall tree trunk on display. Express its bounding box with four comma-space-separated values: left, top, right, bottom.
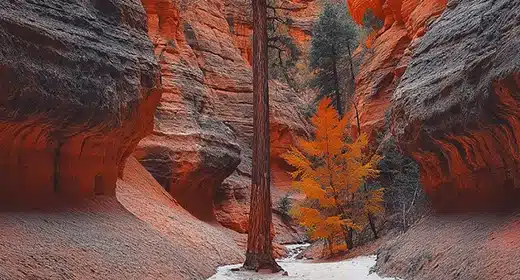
348, 43, 379, 240
327, 236, 334, 255
331, 46, 343, 117
347, 44, 355, 95
243, 0, 282, 273
346, 227, 354, 249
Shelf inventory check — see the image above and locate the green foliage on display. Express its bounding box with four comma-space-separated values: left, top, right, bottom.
378, 138, 423, 212
374, 112, 425, 230
267, 0, 302, 87
310, 1, 359, 115
277, 193, 293, 219
362, 9, 384, 31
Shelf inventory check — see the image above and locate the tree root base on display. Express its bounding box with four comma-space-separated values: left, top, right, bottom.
242, 252, 284, 273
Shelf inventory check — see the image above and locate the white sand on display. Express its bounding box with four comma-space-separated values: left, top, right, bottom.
208, 244, 400, 280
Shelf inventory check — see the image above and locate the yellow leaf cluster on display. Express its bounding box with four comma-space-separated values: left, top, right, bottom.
282, 98, 384, 244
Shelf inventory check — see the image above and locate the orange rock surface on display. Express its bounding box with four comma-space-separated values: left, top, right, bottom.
391, 0, 520, 210
0, 0, 161, 208
347, 0, 447, 139
224, 0, 319, 65
137, 0, 310, 238
347, 0, 446, 32
345, 0, 512, 211
0, 0, 303, 278
0, 156, 243, 280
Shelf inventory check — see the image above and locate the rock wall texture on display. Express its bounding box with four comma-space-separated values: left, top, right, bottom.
348, 0, 447, 140
391, 0, 520, 211
117, 156, 244, 278
0, 0, 160, 207
135, 0, 310, 235
351, 0, 520, 210
223, 0, 319, 65
376, 213, 520, 280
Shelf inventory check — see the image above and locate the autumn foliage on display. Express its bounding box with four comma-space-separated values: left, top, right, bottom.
282, 98, 383, 251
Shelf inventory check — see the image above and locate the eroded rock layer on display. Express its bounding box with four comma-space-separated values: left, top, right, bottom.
224, 0, 319, 65
391, 0, 520, 211
0, 0, 160, 206
349, 0, 446, 141
136, 0, 310, 232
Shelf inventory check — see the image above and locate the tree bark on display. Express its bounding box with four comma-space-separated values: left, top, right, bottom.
367, 209, 379, 239
331, 45, 343, 117
346, 227, 354, 250
243, 0, 282, 273
327, 236, 334, 255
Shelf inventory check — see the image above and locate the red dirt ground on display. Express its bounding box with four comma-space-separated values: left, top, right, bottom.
0, 157, 243, 280
375, 213, 520, 280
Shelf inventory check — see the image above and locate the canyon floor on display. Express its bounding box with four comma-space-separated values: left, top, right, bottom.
209, 244, 399, 280
375, 212, 520, 280
1, 158, 519, 280
0, 158, 244, 280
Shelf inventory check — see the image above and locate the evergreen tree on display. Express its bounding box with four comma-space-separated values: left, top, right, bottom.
310, 2, 358, 117
267, 0, 301, 88
362, 8, 384, 31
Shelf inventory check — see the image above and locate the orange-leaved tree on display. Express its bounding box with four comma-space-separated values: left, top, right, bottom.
282, 98, 383, 251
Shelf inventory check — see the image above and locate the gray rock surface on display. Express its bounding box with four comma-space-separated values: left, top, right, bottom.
391, 0, 520, 210
0, 0, 160, 205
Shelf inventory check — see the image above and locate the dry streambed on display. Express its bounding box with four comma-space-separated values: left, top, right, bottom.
208, 244, 400, 280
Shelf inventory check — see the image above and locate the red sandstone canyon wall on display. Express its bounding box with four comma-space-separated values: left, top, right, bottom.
391, 0, 520, 211
349, 0, 520, 210
135, 0, 310, 237
224, 0, 319, 65
347, 0, 447, 139
0, 0, 161, 207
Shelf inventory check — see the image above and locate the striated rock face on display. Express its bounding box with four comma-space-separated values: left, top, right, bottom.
136, 0, 245, 221
349, 0, 447, 142
352, 23, 411, 140
215, 81, 310, 233
391, 0, 520, 211
0, 0, 160, 207
136, 0, 310, 233
375, 213, 520, 280
351, 0, 520, 210
224, 0, 319, 64
117, 157, 244, 278
348, 0, 446, 33
347, 0, 385, 25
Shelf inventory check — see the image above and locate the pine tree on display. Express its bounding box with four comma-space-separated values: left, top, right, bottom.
282, 98, 383, 251
310, 2, 358, 117
267, 0, 301, 89
243, 0, 282, 272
